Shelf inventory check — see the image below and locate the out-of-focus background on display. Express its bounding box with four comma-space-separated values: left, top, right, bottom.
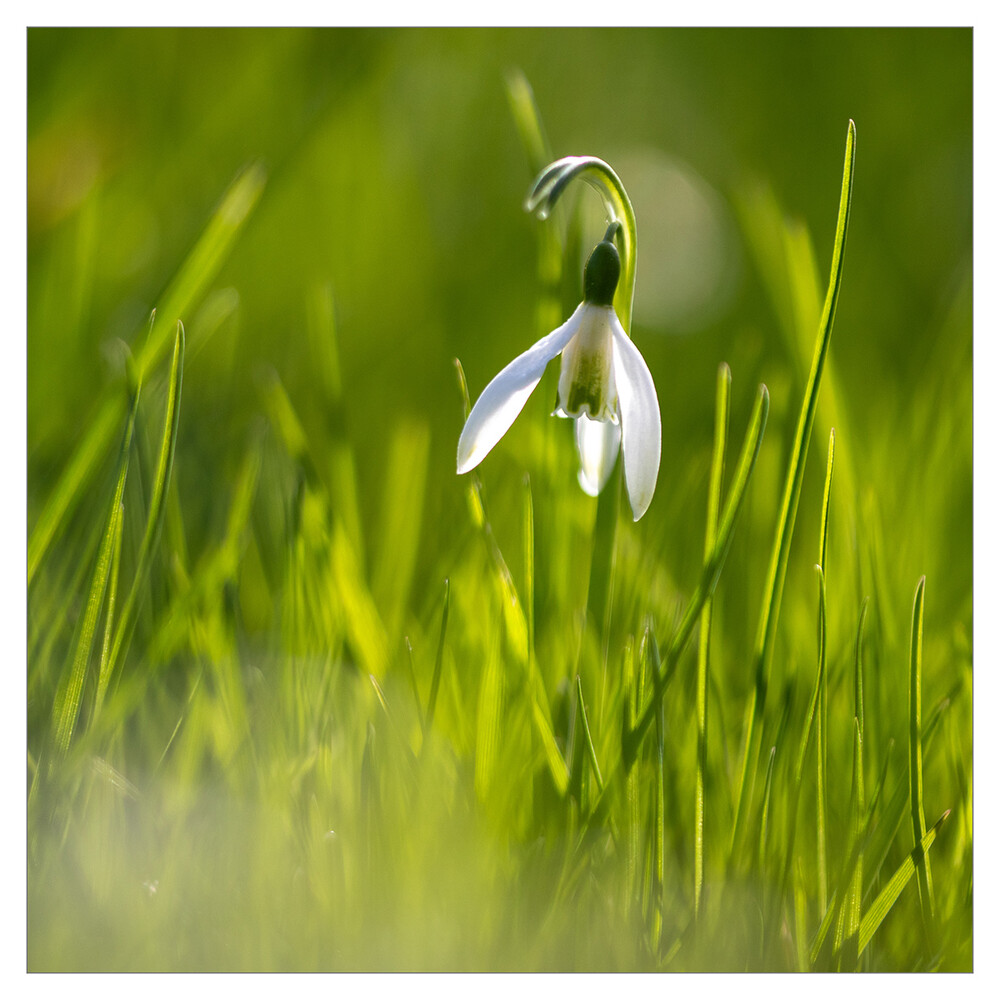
27, 28, 972, 971
28, 28, 971, 599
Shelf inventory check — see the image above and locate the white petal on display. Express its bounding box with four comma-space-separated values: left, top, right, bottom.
575, 415, 621, 496
611, 317, 661, 520
457, 305, 584, 474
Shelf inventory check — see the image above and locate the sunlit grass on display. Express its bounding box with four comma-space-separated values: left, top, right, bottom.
27, 31, 972, 973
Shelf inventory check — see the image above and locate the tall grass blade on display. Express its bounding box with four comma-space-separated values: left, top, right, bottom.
646, 626, 666, 950
621, 638, 640, 910
575, 675, 604, 793
368, 674, 417, 769
810, 744, 893, 967
770, 571, 846, 954
757, 745, 777, 878
28, 313, 150, 590
731, 120, 856, 860
909, 575, 936, 934
843, 599, 870, 968
93, 501, 125, 718
818, 428, 835, 571
259, 368, 321, 485
695, 362, 730, 922
331, 522, 390, 681
137, 162, 266, 375
50, 385, 140, 755
816, 566, 829, 911
815, 430, 836, 914
105, 322, 185, 686
28, 163, 265, 584
857, 811, 949, 957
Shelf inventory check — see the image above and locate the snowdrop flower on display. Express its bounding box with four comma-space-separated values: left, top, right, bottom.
457, 226, 661, 520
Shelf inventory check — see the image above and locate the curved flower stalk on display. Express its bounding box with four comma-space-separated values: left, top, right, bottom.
457, 220, 661, 521
525, 155, 638, 333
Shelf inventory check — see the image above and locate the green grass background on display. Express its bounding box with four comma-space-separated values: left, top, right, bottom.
27, 27, 972, 971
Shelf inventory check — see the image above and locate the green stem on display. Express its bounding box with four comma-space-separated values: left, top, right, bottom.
526, 155, 638, 334
695, 363, 731, 922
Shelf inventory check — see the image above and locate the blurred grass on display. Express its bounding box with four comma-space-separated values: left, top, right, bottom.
27, 28, 971, 971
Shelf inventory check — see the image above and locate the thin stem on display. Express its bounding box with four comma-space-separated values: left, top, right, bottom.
695, 363, 731, 922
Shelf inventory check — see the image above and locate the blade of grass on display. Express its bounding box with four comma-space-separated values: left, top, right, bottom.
105, 322, 186, 687
695, 362, 730, 922
731, 120, 856, 861
621, 637, 640, 911
818, 428, 835, 571
771, 586, 862, 956
648, 626, 665, 951
28, 163, 265, 585
909, 575, 936, 937
92, 500, 125, 718
575, 675, 604, 794
331, 521, 390, 681
859, 684, 954, 899
259, 368, 322, 487
27, 315, 149, 591
810, 743, 894, 967
154, 669, 203, 774
49, 384, 140, 755
757, 745, 778, 881
368, 674, 417, 770
843, 599, 869, 969
814, 431, 836, 916
857, 811, 949, 958
834, 716, 864, 968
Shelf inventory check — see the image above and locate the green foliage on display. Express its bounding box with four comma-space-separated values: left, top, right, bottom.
28, 28, 971, 972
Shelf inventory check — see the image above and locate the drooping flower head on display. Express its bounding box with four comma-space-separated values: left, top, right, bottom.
457, 221, 661, 520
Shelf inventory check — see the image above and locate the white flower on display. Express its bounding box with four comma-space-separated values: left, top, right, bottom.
457, 234, 661, 520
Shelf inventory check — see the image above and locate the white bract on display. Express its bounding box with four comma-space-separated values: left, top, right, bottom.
457, 234, 661, 520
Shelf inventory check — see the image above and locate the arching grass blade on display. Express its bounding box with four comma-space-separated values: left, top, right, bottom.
731, 120, 856, 861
